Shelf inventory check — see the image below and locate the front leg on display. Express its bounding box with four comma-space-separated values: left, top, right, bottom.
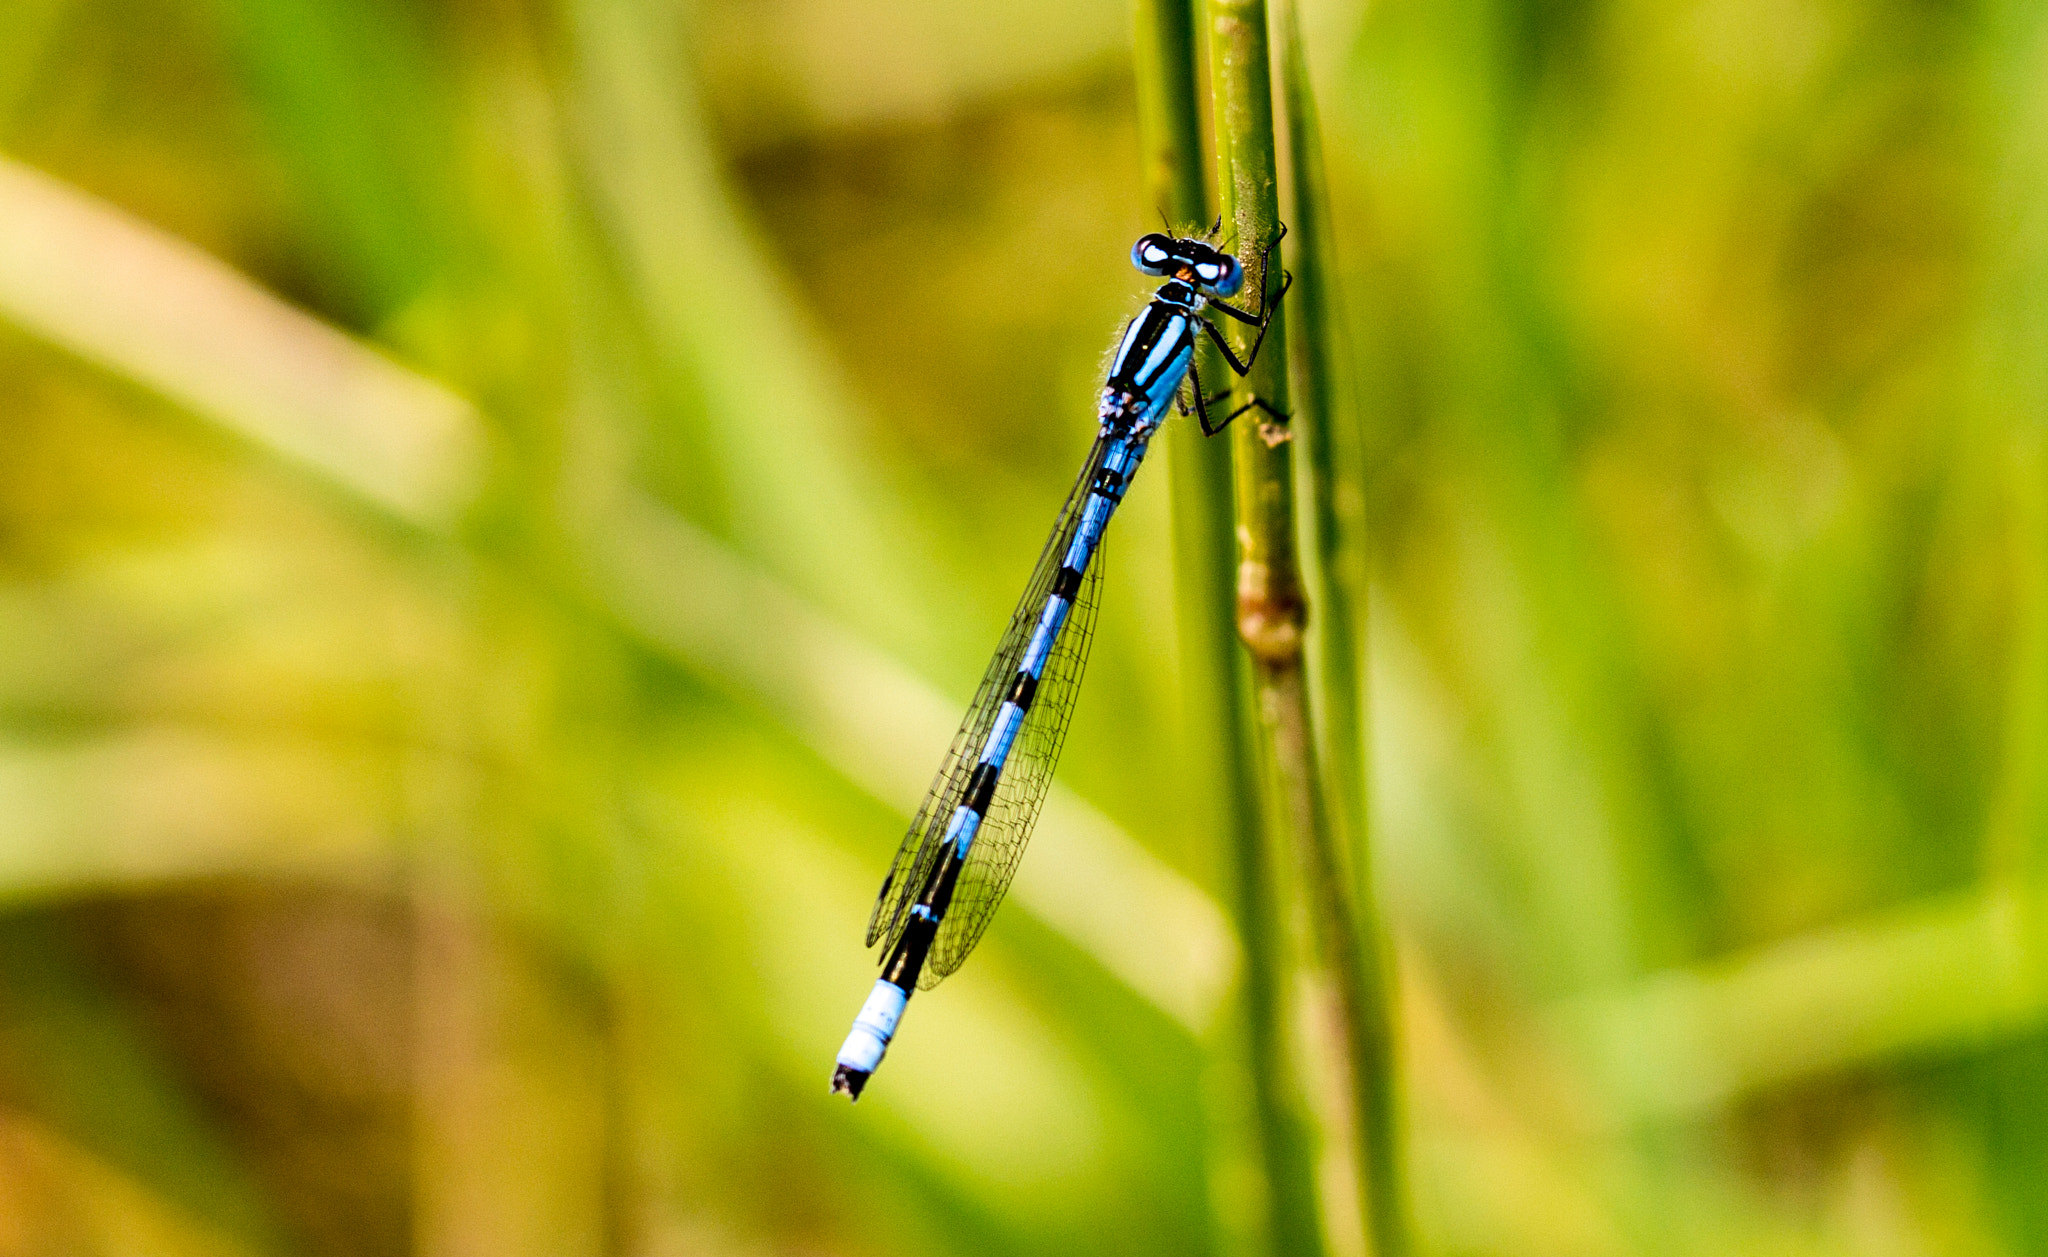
1205, 223, 1291, 326
1197, 281, 1291, 380
1199, 226, 1292, 379
1206, 269, 1292, 330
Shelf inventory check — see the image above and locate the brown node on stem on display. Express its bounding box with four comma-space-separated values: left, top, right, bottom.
1236, 557, 1306, 664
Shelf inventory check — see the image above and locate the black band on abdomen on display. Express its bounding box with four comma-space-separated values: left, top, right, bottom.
963, 762, 998, 815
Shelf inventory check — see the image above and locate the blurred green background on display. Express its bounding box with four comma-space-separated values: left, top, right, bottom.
1, 0, 2046, 1254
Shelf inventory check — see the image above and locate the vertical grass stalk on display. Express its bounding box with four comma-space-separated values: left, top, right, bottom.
1277, 4, 1410, 1252
1209, 0, 1404, 1249
1975, 0, 2048, 995
1136, 1, 1326, 1253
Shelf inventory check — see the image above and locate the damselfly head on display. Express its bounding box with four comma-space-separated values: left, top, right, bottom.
1130, 234, 1244, 298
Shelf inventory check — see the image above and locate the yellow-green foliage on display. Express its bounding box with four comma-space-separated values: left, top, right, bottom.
0, 0, 2042, 1255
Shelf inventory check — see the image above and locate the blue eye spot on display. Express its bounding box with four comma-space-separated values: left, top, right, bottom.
1208, 257, 1244, 297
1131, 233, 1176, 276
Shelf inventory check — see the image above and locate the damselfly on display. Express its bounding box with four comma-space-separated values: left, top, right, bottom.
831, 226, 1290, 1100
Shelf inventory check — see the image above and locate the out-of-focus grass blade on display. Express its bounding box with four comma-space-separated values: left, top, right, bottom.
0, 730, 404, 903
1561, 884, 2047, 1122
0, 156, 484, 526
199, 0, 455, 321
0, 1112, 263, 1257
0, 0, 69, 122
0, 535, 439, 726
409, 912, 613, 1257
0, 919, 281, 1253
696, 0, 1124, 144
1973, 2, 2048, 927
565, 0, 931, 650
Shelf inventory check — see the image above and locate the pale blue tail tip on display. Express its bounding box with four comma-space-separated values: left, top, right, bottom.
832, 978, 907, 1102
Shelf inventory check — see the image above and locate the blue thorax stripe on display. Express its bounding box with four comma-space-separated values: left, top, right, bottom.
1137, 312, 1187, 384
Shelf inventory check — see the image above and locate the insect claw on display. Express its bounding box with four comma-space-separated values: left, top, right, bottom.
832, 1065, 870, 1100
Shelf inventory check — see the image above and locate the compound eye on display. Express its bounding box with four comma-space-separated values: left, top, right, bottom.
1205, 255, 1244, 297
1131, 233, 1176, 276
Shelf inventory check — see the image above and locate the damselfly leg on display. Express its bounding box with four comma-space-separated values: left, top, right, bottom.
1188, 224, 1293, 434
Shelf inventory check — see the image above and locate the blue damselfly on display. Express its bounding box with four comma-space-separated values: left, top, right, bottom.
832, 228, 1289, 1100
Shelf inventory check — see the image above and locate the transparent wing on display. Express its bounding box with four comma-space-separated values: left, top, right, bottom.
864, 434, 1114, 961
924, 530, 1104, 985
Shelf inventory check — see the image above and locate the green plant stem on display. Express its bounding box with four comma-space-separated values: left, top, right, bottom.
1974, 0, 2048, 992
1133, 0, 1205, 227
1210, 0, 1399, 1250
1277, 5, 1410, 1253
1135, 2, 1324, 1253
1276, 0, 1362, 908
1206, 0, 1298, 666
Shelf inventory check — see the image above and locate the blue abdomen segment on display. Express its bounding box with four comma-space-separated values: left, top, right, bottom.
930, 434, 1151, 860
836, 978, 908, 1073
